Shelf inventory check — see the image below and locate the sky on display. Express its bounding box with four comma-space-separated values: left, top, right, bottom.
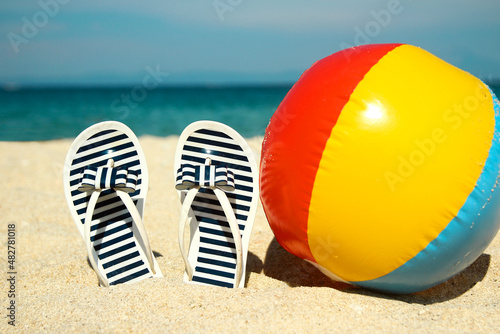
1, 0, 499, 87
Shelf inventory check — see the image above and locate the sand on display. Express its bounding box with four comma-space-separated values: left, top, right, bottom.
1, 136, 499, 333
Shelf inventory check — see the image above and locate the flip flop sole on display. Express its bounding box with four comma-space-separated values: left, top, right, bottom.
63, 121, 162, 286
175, 121, 259, 288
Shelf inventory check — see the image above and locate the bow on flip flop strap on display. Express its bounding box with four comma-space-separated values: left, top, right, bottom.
78, 165, 139, 193
176, 162, 243, 288
77, 159, 155, 287
175, 164, 235, 191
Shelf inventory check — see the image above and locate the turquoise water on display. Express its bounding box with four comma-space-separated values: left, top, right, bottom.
0, 85, 291, 141
1, 83, 499, 141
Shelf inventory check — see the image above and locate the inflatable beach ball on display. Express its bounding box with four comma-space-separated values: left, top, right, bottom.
260, 43, 500, 294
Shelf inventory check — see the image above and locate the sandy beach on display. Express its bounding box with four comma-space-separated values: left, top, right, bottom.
1, 136, 499, 333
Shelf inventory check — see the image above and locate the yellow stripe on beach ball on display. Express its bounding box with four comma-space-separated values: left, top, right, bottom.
307, 45, 495, 282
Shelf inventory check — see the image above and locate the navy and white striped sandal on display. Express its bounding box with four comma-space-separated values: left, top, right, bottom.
174, 121, 259, 288
63, 121, 162, 287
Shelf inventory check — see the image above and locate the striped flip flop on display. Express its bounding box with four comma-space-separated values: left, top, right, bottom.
63, 121, 162, 287
174, 121, 259, 288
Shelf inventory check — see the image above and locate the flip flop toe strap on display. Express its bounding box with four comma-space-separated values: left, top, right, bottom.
177, 162, 243, 288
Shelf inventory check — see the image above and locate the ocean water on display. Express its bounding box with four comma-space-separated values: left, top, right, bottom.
0, 85, 291, 141
1, 83, 499, 141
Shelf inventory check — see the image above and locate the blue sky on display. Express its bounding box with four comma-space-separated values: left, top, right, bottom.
1, 0, 499, 87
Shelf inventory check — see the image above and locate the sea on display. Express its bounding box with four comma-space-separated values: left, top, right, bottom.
1, 83, 499, 141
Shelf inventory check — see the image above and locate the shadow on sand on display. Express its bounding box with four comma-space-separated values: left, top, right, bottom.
263, 237, 491, 305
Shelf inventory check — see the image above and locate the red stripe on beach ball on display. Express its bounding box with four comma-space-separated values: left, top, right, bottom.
260, 43, 402, 262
